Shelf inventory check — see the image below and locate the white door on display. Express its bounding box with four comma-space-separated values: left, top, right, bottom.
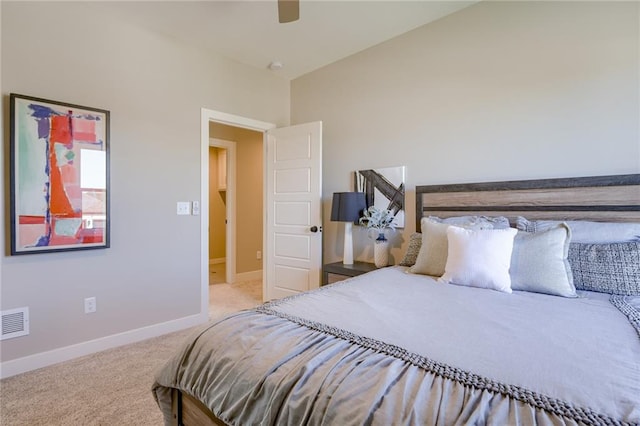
265, 122, 322, 300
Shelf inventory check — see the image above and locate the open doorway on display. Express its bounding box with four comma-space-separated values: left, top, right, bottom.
200, 109, 323, 317
208, 144, 227, 285
208, 124, 265, 284
208, 138, 235, 285
202, 110, 275, 318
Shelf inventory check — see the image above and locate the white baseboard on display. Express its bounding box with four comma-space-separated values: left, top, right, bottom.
209, 258, 226, 265
235, 269, 262, 282
0, 312, 208, 379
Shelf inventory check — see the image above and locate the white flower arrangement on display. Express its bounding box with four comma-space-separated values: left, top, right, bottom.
359, 206, 397, 240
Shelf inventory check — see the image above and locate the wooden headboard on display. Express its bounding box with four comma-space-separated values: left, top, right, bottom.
416, 174, 640, 231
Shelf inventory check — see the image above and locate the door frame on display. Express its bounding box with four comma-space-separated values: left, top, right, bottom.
200, 108, 275, 317
209, 138, 236, 285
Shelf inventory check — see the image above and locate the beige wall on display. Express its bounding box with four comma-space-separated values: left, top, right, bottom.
292, 1, 640, 265
209, 147, 226, 261
0, 2, 288, 366
3, 0, 639, 372
210, 124, 264, 274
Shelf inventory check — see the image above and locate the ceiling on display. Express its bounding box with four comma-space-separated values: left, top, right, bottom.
97, 0, 477, 80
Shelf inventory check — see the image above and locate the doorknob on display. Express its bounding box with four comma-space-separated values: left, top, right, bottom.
310, 226, 319, 233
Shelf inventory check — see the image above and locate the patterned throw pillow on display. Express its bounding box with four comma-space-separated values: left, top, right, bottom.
568, 241, 640, 295
399, 233, 422, 266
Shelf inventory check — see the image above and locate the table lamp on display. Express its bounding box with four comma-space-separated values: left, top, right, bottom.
331, 192, 366, 265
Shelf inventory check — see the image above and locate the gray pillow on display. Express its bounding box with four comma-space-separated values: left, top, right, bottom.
515, 217, 640, 243
568, 241, 640, 296
430, 215, 511, 230
399, 233, 422, 266
510, 224, 577, 297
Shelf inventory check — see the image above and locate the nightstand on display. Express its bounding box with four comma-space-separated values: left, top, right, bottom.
323, 261, 378, 285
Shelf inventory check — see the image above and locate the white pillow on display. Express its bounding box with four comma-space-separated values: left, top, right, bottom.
439, 227, 518, 293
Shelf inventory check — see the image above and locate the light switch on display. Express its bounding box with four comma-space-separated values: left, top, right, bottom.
177, 202, 191, 215
192, 201, 200, 216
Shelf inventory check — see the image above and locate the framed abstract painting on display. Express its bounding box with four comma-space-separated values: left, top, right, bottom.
10, 94, 110, 255
355, 165, 406, 228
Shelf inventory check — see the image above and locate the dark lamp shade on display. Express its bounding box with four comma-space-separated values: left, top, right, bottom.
331, 192, 366, 222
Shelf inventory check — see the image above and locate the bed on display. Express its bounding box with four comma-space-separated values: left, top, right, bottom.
153, 174, 640, 426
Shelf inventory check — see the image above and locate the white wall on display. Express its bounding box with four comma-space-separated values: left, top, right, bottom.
0, 2, 289, 374
291, 1, 640, 265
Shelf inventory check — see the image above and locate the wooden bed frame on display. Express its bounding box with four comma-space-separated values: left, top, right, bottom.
170, 388, 224, 426
169, 173, 640, 426
415, 173, 640, 230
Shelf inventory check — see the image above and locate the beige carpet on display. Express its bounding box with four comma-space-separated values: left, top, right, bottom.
209, 262, 226, 285
209, 279, 263, 317
0, 280, 263, 426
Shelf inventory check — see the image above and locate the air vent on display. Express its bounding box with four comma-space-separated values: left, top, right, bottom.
1, 307, 29, 340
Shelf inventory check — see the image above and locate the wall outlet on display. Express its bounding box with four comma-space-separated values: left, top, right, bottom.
192, 201, 200, 216
84, 297, 97, 314
256, 250, 262, 260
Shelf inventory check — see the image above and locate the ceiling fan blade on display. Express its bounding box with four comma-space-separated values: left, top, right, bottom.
278, 0, 299, 23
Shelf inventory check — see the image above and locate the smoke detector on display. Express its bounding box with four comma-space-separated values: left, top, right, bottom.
268, 61, 284, 71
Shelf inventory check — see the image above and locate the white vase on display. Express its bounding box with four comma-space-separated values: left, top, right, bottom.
374, 239, 389, 268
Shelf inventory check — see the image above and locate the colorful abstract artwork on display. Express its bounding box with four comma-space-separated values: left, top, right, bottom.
10, 94, 110, 254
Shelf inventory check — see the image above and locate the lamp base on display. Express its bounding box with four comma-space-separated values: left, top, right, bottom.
343, 222, 354, 265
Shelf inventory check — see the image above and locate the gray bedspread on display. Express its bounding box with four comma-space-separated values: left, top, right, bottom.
153, 267, 640, 425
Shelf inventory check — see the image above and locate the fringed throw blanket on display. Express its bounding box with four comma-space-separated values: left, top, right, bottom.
153, 268, 640, 425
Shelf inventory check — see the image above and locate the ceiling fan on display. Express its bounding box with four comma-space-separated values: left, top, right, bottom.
278, 0, 299, 23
